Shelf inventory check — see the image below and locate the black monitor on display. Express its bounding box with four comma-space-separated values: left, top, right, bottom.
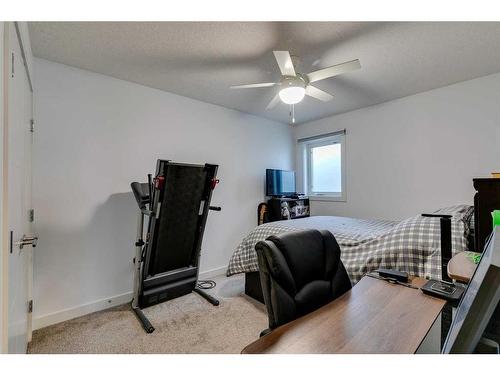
266, 169, 296, 197
442, 227, 500, 353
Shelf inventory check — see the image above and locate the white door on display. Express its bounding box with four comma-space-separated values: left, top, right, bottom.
4, 22, 34, 354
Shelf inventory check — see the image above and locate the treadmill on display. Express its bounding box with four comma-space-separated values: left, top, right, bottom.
131, 160, 221, 333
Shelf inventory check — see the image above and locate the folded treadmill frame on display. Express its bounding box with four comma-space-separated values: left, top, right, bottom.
131, 160, 220, 333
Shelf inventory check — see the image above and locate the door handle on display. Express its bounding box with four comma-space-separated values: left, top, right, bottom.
15, 235, 38, 249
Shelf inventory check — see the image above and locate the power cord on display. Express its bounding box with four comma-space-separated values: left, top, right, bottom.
197, 280, 216, 289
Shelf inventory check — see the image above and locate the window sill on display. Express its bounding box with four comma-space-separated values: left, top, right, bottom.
308, 195, 346, 202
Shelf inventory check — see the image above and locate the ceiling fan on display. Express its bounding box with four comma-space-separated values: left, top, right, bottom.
231, 51, 361, 122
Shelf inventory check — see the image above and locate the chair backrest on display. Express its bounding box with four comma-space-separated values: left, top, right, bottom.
256, 229, 352, 330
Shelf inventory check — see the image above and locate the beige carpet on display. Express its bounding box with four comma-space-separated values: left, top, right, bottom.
28, 274, 267, 354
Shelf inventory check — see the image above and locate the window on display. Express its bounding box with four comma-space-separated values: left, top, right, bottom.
299, 131, 346, 201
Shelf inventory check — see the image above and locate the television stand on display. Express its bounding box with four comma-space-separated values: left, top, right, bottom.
267, 196, 310, 222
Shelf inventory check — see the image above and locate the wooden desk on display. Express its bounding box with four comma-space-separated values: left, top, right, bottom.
242, 276, 446, 354
447, 251, 479, 283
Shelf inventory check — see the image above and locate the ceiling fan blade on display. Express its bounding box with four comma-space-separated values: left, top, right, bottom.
305, 85, 333, 102
306, 59, 361, 83
266, 94, 281, 110
273, 51, 296, 77
230, 82, 277, 89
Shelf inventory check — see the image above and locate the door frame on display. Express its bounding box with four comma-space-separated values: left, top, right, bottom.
1, 20, 9, 355
0, 21, 34, 354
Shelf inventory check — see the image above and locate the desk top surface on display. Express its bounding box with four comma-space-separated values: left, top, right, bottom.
241, 276, 446, 354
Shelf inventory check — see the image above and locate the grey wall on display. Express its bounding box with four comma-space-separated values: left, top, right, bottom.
294, 72, 500, 220
32, 58, 294, 327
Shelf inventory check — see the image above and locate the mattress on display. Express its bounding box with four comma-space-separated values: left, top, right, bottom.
227, 205, 474, 283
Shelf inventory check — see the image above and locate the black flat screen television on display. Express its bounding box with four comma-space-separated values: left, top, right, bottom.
266, 169, 296, 197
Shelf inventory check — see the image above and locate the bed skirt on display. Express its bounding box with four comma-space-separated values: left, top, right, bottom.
245, 272, 264, 304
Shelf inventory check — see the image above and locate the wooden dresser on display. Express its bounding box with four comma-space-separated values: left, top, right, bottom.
473, 178, 500, 252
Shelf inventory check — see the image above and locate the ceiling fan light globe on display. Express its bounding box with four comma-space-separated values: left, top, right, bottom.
279, 86, 306, 105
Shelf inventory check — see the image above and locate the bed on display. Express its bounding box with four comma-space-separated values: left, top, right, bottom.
226, 205, 475, 303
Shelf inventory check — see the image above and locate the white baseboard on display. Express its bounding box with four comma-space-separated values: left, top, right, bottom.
32, 265, 227, 331
33, 291, 134, 331
199, 265, 227, 280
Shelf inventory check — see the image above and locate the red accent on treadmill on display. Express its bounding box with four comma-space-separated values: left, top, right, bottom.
211, 178, 219, 190
154, 176, 165, 190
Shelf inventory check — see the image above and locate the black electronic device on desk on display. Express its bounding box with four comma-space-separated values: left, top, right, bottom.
367, 269, 417, 289
376, 268, 409, 282
421, 279, 465, 302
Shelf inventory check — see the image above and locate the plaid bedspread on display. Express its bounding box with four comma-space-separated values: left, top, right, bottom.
226, 205, 474, 283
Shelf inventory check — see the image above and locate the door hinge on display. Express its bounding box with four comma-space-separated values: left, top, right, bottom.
28, 300, 33, 314
30, 119, 34, 133
11, 52, 14, 78
28, 208, 34, 222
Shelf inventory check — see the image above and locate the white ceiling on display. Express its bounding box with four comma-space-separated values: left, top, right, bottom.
28, 22, 500, 124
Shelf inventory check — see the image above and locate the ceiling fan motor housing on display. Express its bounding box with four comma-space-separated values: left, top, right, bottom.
280, 74, 308, 88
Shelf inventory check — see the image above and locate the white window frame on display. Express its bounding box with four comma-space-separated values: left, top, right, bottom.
301, 133, 346, 202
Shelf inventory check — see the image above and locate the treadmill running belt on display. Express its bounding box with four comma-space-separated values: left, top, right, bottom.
149, 165, 207, 275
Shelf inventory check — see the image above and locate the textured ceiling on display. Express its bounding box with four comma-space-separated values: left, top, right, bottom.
28, 22, 500, 124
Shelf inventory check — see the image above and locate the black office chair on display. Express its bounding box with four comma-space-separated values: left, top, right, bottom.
256, 229, 352, 334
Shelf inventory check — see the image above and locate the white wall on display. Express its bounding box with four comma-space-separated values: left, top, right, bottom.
294, 72, 500, 221
32, 58, 294, 327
